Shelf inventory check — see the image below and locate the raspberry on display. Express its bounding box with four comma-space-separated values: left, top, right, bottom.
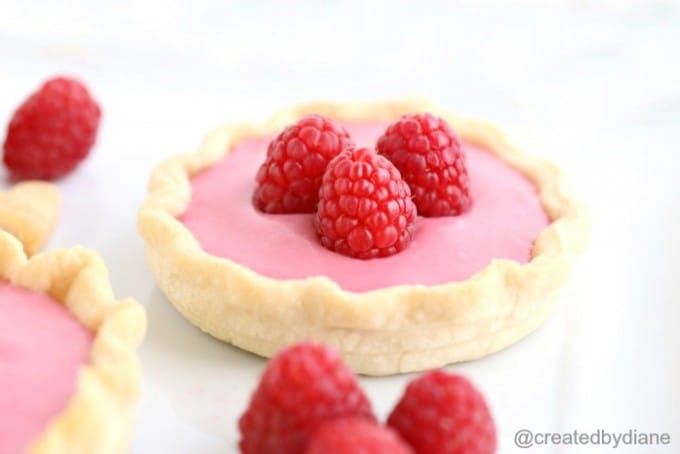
387, 371, 496, 454
238, 342, 375, 454
3, 76, 101, 180
314, 147, 417, 259
376, 113, 471, 217
305, 417, 413, 454
254, 114, 353, 213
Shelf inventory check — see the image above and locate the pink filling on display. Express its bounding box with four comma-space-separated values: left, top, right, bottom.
180, 122, 549, 292
0, 281, 93, 453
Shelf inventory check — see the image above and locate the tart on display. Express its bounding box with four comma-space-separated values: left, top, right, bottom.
0, 182, 59, 256
138, 100, 588, 376
0, 227, 145, 453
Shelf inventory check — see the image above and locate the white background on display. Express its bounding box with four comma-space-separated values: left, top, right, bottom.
1, 1, 679, 452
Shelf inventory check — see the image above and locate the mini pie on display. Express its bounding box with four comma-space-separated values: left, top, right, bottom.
0, 181, 59, 256
0, 222, 145, 452
138, 100, 588, 376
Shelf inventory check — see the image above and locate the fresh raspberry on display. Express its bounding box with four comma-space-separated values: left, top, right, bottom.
305, 417, 413, 454
254, 114, 354, 213
387, 371, 496, 454
238, 342, 375, 454
3, 76, 101, 180
314, 147, 416, 259
376, 113, 471, 217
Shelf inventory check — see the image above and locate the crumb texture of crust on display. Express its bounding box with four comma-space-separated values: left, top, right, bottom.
0, 182, 60, 256
138, 99, 589, 376
0, 230, 145, 454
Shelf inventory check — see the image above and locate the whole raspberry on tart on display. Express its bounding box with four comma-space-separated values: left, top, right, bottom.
0, 219, 144, 453
239, 343, 375, 454
314, 147, 417, 259
3, 76, 101, 180
138, 100, 589, 376
377, 113, 471, 217
388, 371, 496, 454
254, 114, 353, 213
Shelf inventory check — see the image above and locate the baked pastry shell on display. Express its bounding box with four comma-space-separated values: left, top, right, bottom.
138, 100, 589, 376
0, 182, 60, 256
0, 230, 145, 453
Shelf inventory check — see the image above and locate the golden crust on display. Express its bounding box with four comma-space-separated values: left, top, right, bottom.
0, 182, 60, 256
0, 230, 145, 453
138, 100, 589, 376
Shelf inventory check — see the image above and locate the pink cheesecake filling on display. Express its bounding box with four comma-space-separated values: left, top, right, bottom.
0, 281, 93, 454
180, 122, 549, 292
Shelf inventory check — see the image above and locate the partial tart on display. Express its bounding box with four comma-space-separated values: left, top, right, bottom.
0, 228, 145, 453
0, 182, 59, 256
138, 100, 588, 376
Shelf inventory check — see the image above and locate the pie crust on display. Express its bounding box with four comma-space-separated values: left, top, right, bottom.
0, 229, 145, 453
138, 100, 589, 376
0, 182, 60, 256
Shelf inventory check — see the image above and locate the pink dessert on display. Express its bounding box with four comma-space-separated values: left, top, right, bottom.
0, 281, 93, 454
180, 122, 549, 292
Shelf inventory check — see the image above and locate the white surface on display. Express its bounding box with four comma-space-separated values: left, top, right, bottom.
1, 1, 679, 453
